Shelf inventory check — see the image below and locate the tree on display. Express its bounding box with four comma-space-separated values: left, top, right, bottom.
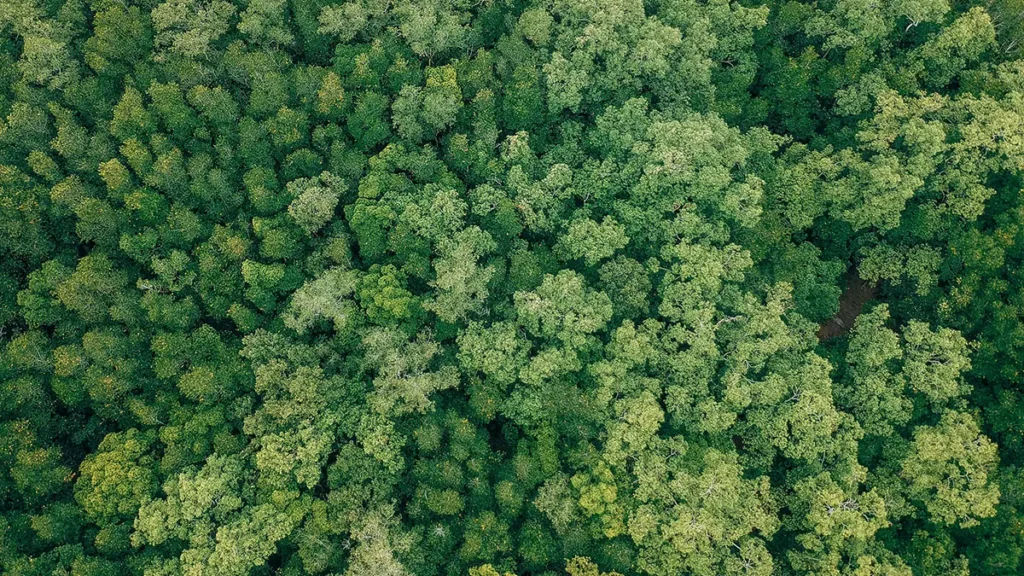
425, 226, 496, 323
84, 5, 153, 77
282, 266, 360, 334
238, 0, 295, 48
345, 509, 414, 576
786, 471, 891, 573
287, 171, 346, 234
75, 429, 158, 527
244, 360, 340, 489
629, 448, 778, 576
362, 328, 458, 416
901, 321, 971, 405
56, 254, 135, 325
901, 410, 1000, 527
151, 0, 237, 64
838, 305, 912, 437
515, 270, 612, 348
555, 216, 629, 266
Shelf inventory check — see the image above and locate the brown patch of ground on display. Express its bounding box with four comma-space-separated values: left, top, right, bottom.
818, 271, 878, 341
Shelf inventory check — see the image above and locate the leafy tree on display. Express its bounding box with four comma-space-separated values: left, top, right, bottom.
901, 410, 1000, 528
425, 226, 496, 323
286, 171, 346, 235
555, 216, 629, 267
75, 429, 158, 527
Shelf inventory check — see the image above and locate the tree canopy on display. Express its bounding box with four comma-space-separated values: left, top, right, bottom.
1, 1, 1024, 575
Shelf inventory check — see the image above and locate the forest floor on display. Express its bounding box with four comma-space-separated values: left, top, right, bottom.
818, 272, 878, 341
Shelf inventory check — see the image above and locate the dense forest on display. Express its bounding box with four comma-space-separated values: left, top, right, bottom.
1, 0, 1024, 575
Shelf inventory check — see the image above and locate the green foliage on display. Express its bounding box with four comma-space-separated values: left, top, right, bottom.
902, 410, 1000, 527
2, 2, 1024, 576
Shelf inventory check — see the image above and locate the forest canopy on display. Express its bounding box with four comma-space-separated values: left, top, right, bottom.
1, 0, 1024, 575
